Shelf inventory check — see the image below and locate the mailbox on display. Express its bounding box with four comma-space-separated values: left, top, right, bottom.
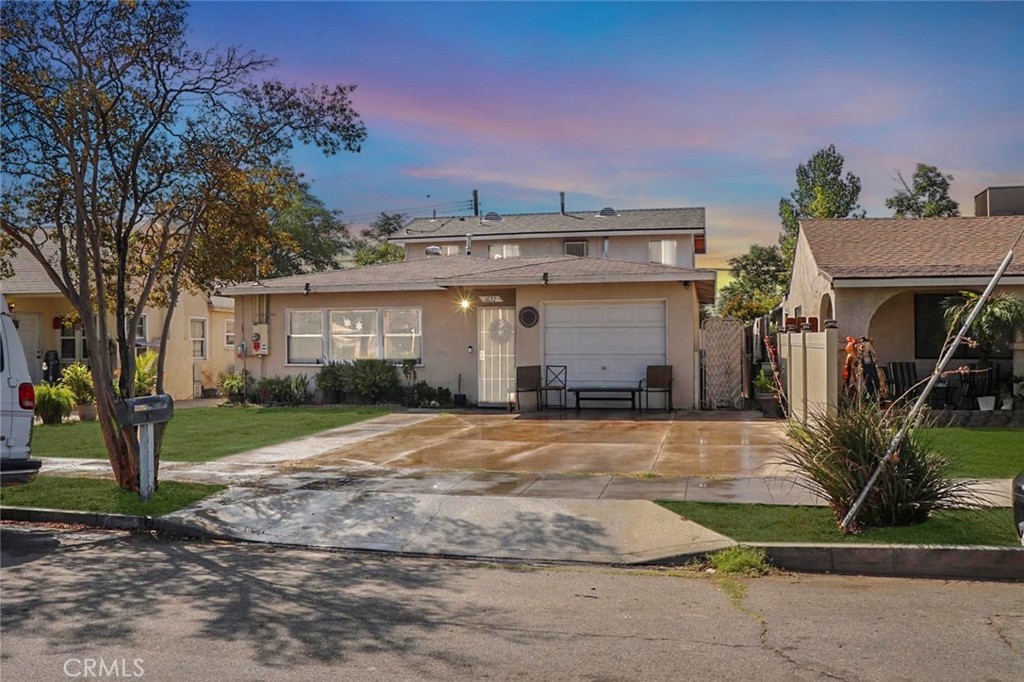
114, 394, 174, 427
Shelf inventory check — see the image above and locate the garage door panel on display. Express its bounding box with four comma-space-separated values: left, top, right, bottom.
544, 302, 667, 390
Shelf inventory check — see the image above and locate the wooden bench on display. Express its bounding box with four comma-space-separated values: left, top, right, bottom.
568, 386, 639, 412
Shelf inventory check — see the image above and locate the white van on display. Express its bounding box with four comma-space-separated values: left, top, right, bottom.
1, 293, 40, 486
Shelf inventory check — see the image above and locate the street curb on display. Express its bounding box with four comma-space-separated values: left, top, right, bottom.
0, 505, 222, 539
4, 505, 1022, 581
752, 542, 1024, 581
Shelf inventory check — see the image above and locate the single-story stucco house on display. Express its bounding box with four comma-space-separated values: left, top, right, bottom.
220, 206, 717, 408
4, 245, 236, 400
784, 214, 1024, 395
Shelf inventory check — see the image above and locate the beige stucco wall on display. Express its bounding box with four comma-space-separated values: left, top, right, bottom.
784, 232, 833, 324
232, 280, 701, 408
404, 234, 697, 267
6, 291, 233, 400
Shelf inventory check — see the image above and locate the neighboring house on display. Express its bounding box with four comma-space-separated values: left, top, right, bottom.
393, 206, 707, 265
221, 237, 717, 408
784, 214, 1024, 386
3, 246, 235, 400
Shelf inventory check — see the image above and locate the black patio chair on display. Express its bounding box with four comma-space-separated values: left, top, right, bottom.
514, 365, 542, 411
639, 365, 673, 413
541, 365, 567, 410
887, 362, 920, 402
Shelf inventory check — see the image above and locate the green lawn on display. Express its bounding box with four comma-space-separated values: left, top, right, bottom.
0, 475, 225, 517
31, 405, 391, 463
923, 427, 1024, 478
658, 501, 1019, 547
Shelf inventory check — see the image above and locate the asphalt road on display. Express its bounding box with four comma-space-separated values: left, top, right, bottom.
1, 525, 1021, 682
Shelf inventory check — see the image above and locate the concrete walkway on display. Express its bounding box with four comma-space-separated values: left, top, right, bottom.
31, 411, 1018, 568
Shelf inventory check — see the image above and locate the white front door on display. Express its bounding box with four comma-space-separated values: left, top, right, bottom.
478, 306, 516, 404
16, 313, 41, 384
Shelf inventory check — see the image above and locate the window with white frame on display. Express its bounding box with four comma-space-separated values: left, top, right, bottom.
649, 239, 678, 265
287, 310, 324, 364
224, 319, 235, 349
384, 308, 422, 361
190, 317, 208, 360
329, 310, 378, 361
132, 315, 147, 342
59, 319, 89, 363
563, 240, 588, 257
440, 245, 460, 255
488, 244, 520, 260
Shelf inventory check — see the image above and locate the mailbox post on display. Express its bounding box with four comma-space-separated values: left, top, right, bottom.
114, 395, 174, 502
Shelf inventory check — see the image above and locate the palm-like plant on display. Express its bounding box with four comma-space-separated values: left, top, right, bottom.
942, 291, 1024, 366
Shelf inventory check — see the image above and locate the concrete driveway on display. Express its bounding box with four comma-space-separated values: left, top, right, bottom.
297, 410, 787, 478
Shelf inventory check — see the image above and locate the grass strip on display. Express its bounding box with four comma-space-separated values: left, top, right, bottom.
31, 405, 391, 463
1, 475, 225, 517
657, 501, 1018, 547
922, 427, 1024, 478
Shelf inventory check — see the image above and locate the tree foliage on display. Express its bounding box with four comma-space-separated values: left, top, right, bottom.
885, 163, 960, 218
353, 212, 405, 265
942, 291, 1024, 368
266, 183, 354, 278
778, 144, 864, 265
0, 1, 366, 491
717, 244, 788, 321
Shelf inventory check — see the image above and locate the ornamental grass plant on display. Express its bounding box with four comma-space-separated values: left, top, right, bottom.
780, 399, 981, 533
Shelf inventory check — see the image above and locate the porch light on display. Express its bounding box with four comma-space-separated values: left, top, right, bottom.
458, 297, 472, 312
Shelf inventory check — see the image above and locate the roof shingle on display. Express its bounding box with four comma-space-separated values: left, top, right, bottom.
801, 216, 1024, 279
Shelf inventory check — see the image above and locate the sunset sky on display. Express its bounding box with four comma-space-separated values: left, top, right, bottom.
187, 1, 1024, 270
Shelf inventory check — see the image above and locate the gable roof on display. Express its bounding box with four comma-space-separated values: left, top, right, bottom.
219, 255, 717, 303
3, 243, 63, 295
800, 216, 1024, 280
395, 207, 705, 242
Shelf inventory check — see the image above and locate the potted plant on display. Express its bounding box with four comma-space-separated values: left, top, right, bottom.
943, 291, 1024, 411
753, 368, 782, 418
59, 362, 96, 421
453, 372, 467, 407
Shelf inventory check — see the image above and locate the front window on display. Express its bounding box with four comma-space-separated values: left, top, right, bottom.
649, 240, 677, 265
329, 310, 378, 361
224, 319, 235, 348
489, 244, 520, 260
190, 317, 208, 360
914, 293, 1012, 360
287, 310, 324, 364
564, 241, 588, 257
384, 308, 422, 361
132, 315, 147, 341
59, 319, 89, 363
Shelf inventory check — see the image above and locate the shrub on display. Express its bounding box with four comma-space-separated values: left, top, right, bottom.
405, 381, 453, 408
315, 362, 353, 402
59, 362, 94, 405
780, 400, 980, 533
34, 383, 75, 424
348, 359, 401, 403
289, 374, 313, 405
134, 350, 159, 396
218, 370, 252, 403
254, 376, 293, 405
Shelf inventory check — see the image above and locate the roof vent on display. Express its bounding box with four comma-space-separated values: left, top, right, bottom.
483, 211, 503, 221
598, 207, 617, 217
425, 246, 442, 257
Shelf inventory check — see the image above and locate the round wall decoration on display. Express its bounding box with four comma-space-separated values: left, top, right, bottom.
518, 306, 539, 328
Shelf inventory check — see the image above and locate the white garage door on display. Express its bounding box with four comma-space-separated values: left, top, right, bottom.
544, 302, 666, 388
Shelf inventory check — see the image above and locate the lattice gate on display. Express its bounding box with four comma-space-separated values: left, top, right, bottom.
700, 317, 749, 410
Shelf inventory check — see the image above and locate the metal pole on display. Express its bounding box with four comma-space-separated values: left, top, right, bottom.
840, 237, 1021, 531
139, 423, 155, 503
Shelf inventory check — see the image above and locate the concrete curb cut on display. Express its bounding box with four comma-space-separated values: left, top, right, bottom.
4, 505, 1021, 581
0, 506, 223, 540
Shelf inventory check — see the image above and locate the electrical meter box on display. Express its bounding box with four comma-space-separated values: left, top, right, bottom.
250, 323, 269, 356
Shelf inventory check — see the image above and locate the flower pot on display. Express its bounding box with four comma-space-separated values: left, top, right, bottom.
453, 394, 467, 407
756, 392, 782, 418
1001, 397, 1013, 411
977, 396, 996, 412
76, 404, 98, 421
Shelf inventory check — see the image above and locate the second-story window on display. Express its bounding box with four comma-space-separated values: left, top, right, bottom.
649, 240, 678, 266
489, 244, 520, 260
563, 241, 588, 257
